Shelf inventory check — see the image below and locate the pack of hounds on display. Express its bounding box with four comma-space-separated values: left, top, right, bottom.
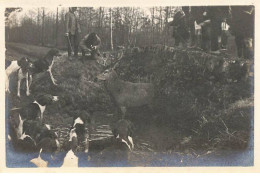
5, 48, 135, 167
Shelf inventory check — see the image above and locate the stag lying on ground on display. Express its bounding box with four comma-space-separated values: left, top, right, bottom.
97, 69, 154, 118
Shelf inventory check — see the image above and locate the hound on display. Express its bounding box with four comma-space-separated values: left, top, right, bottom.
5, 57, 32, 97
31, 49, 61, 85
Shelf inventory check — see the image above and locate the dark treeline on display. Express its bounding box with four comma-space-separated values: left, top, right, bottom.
6, 7, 180, 50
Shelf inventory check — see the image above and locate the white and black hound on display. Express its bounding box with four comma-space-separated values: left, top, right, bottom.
36, 124, 60, 153
29, 124, 60, 167
88, 119, 134, 156
5, 57, 32, 97
88, 119, 135, 166
9, 110, 60, 155
31, 48, 61, 85
9, 94, 59, 138
112, 119, 134, 151
67, 116, 88, 153
19, 94, 59, 123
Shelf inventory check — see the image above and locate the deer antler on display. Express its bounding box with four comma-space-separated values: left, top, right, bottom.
111, 49, 124, 70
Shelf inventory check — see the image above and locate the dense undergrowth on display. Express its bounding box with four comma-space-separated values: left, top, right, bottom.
115, 46, 253, 151
7, 43, 254, 152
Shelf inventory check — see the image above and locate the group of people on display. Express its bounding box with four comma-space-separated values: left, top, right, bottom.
65, 7, 101, 60
168, 6, 254, 59
65, 6, 254, 61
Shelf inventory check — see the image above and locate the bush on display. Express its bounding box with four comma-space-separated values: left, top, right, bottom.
115, 46, 253, 150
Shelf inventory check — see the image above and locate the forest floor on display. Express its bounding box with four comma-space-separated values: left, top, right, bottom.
5, 42, 254, 167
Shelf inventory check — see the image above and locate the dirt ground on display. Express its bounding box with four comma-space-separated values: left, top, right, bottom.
5, 42, 254, 167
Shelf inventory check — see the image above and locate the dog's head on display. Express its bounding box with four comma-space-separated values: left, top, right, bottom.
38, 124, 60, 151
36, 94, 59, 106
18, 133, 36, 150
112, 119, 134, 151
17, 57, 32, 73
37, 137, 60, 154
69, 128, 79, 152
48, 49, 61, 57
41, 124, 58, 139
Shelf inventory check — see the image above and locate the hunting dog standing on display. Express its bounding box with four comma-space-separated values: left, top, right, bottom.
5, 57, 32, 97
31, 48, 61, 86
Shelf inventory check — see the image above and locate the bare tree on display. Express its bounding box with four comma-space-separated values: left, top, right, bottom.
56, 7, 59, 46
41, 8, 45, 46
7, 6, 181, 48
163, 6, 177, 46
110, 8, 113, 50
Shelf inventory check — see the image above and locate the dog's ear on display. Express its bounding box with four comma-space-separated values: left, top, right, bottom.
49, 49, 55, 55
48, 48, 60, 56
36, 94, 53, 105
112, 127, 118, 138
26, 57, 33, 63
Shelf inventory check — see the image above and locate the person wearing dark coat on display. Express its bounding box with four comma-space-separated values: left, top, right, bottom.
169, 10, 190, 47
182, 6, 190, 29
229, 6, 254, 59
206, 6, 230, 52
79, 32, 101, 57
65, 7, 81, 60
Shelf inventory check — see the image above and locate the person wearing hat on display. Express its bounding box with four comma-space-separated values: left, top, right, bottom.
79, 32, 101, 58
65, 7, 81, 60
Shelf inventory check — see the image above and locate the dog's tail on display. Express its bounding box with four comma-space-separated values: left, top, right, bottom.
10, 107, 22, 111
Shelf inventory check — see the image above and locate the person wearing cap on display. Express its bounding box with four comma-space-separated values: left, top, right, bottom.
65, 7, 81, 60
79, 32, 101, 58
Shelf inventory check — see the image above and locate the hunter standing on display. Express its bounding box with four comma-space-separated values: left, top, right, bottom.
65, 7, 81, 60
168, 9, 189, 47
229, 6, 254, 59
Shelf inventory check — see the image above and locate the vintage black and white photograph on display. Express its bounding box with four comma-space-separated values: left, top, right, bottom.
4, 4, 254, 168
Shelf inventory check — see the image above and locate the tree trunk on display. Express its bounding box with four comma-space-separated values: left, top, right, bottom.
89, 8, 92, 33
159, 7, 163, 34
41, 8, 45, 46
152, 7, 155, 44
98, 7, 102, 30
56, 7, 59, 47
164, 7, 169, 46
37, 8, 40, 44
110, 8, 113, 50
